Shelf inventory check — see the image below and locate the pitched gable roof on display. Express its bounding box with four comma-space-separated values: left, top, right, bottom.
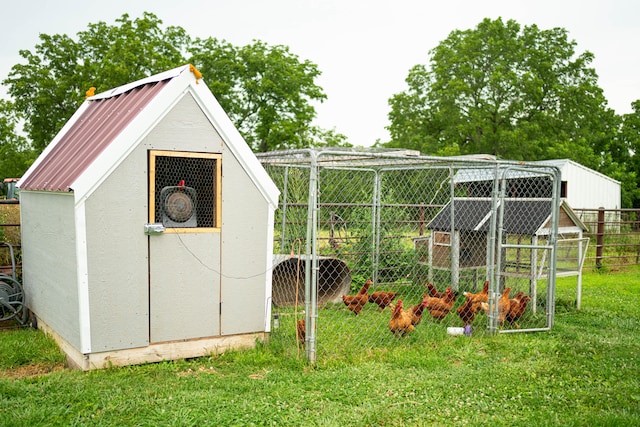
427, 198, 587, 235
19, 65, 279, 208
20, 80, 168, 192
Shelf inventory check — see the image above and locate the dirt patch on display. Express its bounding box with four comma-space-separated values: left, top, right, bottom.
0, 319, 23, 330
1, 362, 66, 380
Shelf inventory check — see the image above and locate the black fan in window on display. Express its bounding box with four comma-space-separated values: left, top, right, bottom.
160, 180, 198, 228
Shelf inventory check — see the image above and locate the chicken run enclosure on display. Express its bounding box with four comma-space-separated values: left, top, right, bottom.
258, 149, 586, 363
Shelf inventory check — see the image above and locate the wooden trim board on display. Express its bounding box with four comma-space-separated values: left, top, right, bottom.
36, 317, 266, 371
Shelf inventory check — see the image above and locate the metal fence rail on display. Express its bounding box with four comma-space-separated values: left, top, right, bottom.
573, 208, 640, 270
0, 203, 21, 276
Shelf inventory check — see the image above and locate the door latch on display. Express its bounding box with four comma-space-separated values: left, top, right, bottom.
144, 223, 165, 235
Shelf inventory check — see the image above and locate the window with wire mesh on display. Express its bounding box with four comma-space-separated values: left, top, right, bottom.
149, 151, 221, 230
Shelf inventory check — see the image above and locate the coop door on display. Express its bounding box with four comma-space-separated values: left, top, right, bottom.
147, 150, 222, 343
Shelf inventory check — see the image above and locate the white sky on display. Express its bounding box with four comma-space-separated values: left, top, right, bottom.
1, 0, 638, 147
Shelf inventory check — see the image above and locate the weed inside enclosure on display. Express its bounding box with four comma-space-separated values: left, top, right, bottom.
258, 148, 585, 363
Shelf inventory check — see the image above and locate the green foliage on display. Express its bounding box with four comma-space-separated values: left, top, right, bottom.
0, 205, 20, 247
385, 17, 638, 207
388, 18, 609, 160
0, 328, 65, 370
1, 12, 345, 176
4, 13, 188, 153
0, 99, 36, 177
619, 101, 640, 208
189, 39, 338, 152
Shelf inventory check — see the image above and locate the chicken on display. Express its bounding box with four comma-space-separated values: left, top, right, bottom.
341, 279, 372, 315
505, 293, 531, 328
296, 318, 305, 347
497, 287, 512, 325
456, 295, 483, 325
463, 280, 489, 305
425, 282, 459, 300
425, 282, 447, 299
388, 299, 415, 336
369, 291, 397, 310
424, 287, 456, 321
408, 295, 429, 326
456, 281, 490, 325
480, 286, 512, 326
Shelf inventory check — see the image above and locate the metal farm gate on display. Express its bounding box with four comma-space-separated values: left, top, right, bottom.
258, 148, 565, 363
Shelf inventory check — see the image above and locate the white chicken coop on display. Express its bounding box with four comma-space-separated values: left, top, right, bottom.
18, 65, 279, 370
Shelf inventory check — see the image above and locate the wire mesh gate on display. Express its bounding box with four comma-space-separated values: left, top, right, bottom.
258, 149, 565, 363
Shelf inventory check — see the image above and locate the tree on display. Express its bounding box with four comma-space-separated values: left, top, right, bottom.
386, 18, 613, 168
0, 99, 35, 178
188, 39, 335, 152
385, 17, 640, 206
619, 101, 640, 207
2, 12, 344, 162
4, 13, 189, 152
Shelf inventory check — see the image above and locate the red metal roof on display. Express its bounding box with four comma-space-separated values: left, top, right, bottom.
20, 80, 169, 192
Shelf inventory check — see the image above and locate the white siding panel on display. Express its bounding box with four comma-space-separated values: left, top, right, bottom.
74, 202, 91, 353
561, 162, 620, 209
149, 233, 221, 342
143, 93, 224, 153
20, 191, 82, 350
85, 144, 150, 351
220, 148, 271, 335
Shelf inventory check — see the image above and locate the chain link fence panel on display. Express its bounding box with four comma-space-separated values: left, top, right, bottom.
259, 149, 569, 362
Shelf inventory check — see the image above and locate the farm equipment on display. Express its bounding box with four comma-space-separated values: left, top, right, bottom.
0, 242, 27, 324
0, 178, 20, 204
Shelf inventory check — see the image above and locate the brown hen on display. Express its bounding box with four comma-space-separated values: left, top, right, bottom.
296, 318, 305, 347
341, 279, 372, 315
463, 280, 489, 305
425, 282, 447, 299
388, 299, 415, 336
369, 291, 397, 310
505, 293, 531, 328
408, 295, 430, 326
456, 295, 482, 325
424, 286, 456, 321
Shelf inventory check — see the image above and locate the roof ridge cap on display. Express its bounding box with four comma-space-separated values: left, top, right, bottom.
89, 64, 190, 100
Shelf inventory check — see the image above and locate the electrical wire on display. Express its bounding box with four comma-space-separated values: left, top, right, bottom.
175, 232, 274, 280
173, 232, 306, 353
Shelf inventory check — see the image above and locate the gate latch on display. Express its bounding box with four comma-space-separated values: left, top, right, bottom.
144, 223, 165, 235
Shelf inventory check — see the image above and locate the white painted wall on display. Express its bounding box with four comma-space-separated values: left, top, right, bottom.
546, 160, 621, 210
20, 191, 82, 350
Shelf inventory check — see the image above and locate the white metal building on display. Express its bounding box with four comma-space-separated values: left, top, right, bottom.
534, 159, 621, 210
453, 158, 620, 210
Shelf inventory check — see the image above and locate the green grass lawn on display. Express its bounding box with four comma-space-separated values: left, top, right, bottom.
1, 267, 639, 426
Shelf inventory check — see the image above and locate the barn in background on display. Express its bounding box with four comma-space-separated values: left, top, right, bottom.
534, 159, 621, 211
454, 158, 620, 210
18, 65, 279, 370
